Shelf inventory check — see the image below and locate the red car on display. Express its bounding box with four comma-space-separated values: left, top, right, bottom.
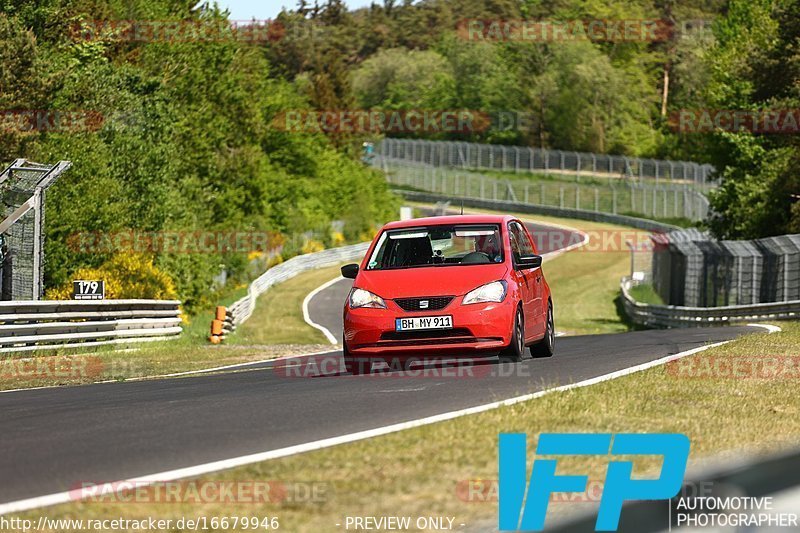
340, 214, 555, 374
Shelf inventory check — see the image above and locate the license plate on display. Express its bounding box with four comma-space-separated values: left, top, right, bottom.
395, 315, 453, 331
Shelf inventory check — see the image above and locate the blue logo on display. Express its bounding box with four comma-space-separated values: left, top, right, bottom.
498, 433, 690, 531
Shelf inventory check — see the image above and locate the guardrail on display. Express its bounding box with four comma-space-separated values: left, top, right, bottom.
0, 300, 182, 353
216, 243, 370, 341
621, 277, 800, 328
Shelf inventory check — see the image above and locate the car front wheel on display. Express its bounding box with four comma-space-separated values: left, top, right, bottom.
499, 307, 525, 363
530, 302, 555, 358
343, 341, 372, 374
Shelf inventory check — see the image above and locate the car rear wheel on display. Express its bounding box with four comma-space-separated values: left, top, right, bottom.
343, 341, 372, 374
530, 302, 555, 358
499, 307, 525, 363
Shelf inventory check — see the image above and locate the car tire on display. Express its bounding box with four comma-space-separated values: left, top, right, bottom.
530, 302, 555, 358
499, 307, 525, 363
343, 341, 372, 374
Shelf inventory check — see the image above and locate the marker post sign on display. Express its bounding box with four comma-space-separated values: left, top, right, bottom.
73, 280, 105, 300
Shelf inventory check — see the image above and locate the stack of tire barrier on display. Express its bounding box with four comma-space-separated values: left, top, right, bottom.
652, 229, 800, 307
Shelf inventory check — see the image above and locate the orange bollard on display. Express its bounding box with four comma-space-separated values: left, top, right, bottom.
209, 335, 221, 344
211, 319, 224, 336
215, 306, 227, 321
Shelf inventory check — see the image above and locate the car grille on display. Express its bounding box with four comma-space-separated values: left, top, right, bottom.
380, 328, 473, 341
394, 296, 454, 312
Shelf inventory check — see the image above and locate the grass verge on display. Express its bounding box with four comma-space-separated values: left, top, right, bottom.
19, 323, 796, 531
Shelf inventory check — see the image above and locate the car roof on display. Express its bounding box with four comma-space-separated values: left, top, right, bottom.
382, 214, 515, 230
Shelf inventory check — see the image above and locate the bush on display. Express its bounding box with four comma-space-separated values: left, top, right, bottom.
45, 254, 177, 301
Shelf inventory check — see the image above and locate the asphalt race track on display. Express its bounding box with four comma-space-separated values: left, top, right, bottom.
0, 219, 766, 511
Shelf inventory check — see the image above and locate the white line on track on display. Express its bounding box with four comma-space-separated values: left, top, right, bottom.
302, 275, 345, 345
0, 323, 779, 516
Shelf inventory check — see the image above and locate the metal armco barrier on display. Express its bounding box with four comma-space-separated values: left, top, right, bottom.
621, 277, 800, 328
0, 300, 182, 353
220, 242, 370, 339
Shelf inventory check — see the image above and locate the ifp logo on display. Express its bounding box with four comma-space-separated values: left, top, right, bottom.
498, 433, 690, 531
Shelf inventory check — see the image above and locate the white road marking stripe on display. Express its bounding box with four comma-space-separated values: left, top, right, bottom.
302, 275, 345, 345
0, 323, 779, 516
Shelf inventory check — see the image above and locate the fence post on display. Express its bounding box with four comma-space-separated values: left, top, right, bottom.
529, 147, 535, 173
559, 187, 564, 209
524, 184, 529, 204
594, 188, 599, 212
612, 188, 617, 214
493, 181, 498, 200
575, 186, 580, 210
541, 183, 545, 205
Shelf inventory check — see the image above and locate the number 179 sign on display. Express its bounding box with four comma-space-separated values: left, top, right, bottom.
73, 280, 105, 300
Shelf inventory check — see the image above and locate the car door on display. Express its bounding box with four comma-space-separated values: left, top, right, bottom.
508, 221, 540, 340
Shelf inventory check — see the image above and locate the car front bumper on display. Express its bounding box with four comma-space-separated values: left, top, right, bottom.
343, 297, 515, 358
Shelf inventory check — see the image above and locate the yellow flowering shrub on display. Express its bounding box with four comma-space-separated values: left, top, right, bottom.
45, 254, 178, 300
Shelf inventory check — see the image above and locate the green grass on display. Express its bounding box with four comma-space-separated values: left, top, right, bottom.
628, 283, 666, 305
22, 323, 796, 532
231, 264, 344, 345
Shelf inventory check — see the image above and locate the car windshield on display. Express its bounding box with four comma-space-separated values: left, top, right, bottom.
366, 224, 503, 270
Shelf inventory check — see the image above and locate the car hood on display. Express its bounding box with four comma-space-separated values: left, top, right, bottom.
355, 263, 508, 299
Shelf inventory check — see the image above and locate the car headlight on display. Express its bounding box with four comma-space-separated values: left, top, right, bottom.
349, 287, 387, 309
462, 280, 507, 305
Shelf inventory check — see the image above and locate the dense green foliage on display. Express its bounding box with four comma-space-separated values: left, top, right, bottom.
0, 0, 397, 310
270, 0, 725, 156
703, 0, 800, 238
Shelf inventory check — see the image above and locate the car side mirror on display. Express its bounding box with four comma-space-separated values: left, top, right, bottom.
516, 254, 542, 270
341, 263, 359, 279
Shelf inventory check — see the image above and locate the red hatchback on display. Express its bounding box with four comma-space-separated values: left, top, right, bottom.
340, 215, 555, 374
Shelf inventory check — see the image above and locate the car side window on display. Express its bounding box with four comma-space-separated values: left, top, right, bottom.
508, 224, 522, 262
513, 222, 535, 256
509, 222, 534, 262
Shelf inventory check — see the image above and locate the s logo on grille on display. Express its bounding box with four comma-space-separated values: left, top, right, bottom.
419, 300, 429, 309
